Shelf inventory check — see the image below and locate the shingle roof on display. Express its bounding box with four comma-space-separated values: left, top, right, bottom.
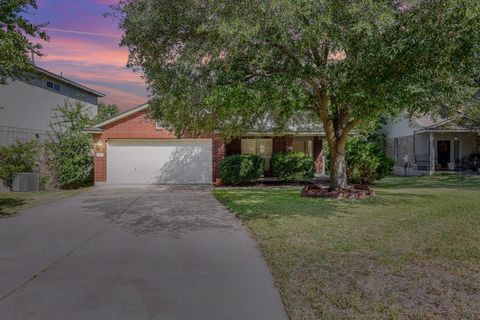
83, 104, 326, 135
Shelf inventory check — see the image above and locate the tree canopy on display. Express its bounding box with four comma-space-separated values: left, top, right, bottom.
96, 102, 120, 122
0, 0, 48, 84
113, 0, 480, 188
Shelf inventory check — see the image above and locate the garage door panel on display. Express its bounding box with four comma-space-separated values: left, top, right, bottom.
107, 139, 212, 185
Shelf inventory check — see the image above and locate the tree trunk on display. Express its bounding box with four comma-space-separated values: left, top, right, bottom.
329, 142, 348, 189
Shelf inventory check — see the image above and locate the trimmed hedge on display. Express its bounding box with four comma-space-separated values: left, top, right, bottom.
271, 152, 315, 182
220, 154, 264, 185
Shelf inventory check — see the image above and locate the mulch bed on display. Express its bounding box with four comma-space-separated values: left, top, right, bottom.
301, 184, 375, 199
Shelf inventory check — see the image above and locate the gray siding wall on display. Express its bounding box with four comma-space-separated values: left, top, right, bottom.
0, 80, 97, 143
28, 76, 98, 105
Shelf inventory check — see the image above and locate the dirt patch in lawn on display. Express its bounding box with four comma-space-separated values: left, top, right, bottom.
285, 253, 480, 319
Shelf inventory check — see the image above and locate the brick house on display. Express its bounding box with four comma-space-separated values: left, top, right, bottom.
385, 114, 480, 175
83, 103, 326, 185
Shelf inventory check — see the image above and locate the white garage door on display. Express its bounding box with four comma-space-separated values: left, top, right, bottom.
106, 139, 212, 184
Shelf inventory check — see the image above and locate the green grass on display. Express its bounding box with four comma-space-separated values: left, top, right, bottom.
214, 174, 480, 320
0, 189, 86, 216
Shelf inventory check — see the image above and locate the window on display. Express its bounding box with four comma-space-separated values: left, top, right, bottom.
47, 81, 61, 91
292, 137, 313, 157
394, 138, 399, 160
156, 121, 164, 129
241, 139, 273, 171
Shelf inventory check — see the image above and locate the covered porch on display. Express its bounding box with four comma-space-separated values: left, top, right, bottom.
414, 130, 479, 174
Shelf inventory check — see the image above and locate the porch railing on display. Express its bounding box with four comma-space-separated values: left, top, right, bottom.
414, 154, 430, 171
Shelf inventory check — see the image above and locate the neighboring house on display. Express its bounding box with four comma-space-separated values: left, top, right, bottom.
0, 66, 104, 146
385, 114, 480, 175
82, 103, 326, 185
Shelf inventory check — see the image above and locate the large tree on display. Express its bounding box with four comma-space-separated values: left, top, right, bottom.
0, 0, 48, 84
113, 0, 479, 189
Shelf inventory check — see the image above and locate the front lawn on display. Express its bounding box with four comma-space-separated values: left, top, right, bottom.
0, 189, 86, 216
214, 174, 480, 319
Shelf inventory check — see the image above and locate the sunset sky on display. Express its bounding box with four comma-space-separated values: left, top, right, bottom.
31, 0, 149, 110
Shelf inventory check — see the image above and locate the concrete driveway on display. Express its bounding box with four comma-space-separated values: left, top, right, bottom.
0, 186, 288, 320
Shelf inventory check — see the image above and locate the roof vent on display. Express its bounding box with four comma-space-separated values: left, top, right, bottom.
12, 173, 39, 192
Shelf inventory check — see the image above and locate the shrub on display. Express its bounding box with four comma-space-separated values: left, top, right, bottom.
271, 152, 315, 182
324, 138, 393, 184
220, 154, 264, 185
0, 140, 39, 188
46, 101, 95, 189
47, 133, 94, 189
346, 138, 393, 184
324, 137, 393, 185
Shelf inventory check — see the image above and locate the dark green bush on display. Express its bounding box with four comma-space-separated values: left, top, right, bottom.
325, 137, 394, 184
0, 140, 39, 188
271, 152, 315, 182
220, 154, 264, 185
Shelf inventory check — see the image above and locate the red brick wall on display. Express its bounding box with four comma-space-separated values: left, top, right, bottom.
91, 109, 224, 183
91, 109, 323, 182
93, 134, 107, 182
100, 110, 177, 139
212, 136, 226, 182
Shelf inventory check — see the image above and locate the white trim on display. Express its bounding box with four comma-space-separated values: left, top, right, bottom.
82, 129, 103, 134
417, 128, 478, 133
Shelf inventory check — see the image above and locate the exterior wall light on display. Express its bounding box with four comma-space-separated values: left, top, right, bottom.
95, 140, 104, 152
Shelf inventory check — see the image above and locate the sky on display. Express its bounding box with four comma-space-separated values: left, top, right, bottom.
30, 0, 149, 110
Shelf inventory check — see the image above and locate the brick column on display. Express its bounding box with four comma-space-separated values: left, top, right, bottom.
93, 135, 107, 183
212, 135, 226, 182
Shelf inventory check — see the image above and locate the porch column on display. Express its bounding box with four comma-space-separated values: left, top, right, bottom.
429, 132, 435, 175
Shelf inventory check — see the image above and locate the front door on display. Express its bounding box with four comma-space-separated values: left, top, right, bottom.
437, 140, 451, 169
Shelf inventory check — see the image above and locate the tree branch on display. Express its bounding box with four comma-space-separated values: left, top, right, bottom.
310, 47, 323, 67
272, 43, 304, 68
322, 41, 330, 66
337, 118, 362, 147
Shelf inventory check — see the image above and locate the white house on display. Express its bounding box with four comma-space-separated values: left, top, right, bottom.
385, 114, 480, 175
0, 67, 104, 146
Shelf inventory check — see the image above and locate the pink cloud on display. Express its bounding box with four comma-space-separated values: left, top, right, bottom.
30, 0, 149, 109
35, 34, 149, 109
87, 83, 148, 111
39, 36, 127, 67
